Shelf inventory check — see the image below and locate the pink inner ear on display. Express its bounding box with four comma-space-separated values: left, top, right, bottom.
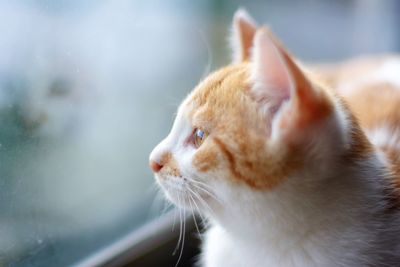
237, 19, 256, 62
250, 28, 333, 137
250, 28, 292, 115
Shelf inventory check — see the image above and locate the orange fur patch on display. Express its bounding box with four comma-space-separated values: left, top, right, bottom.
192, 146, 219, 172
186, 64, 309, 189
159, 152, 181, 177
342, 83, 400, 130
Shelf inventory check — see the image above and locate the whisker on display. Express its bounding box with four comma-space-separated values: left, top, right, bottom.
189, 181, 222, 205
184, 177, 219, 198
185, 177, 215, 192
184, 177, 218, 196
188, 193, 202, 239
173, 194, 183, 256
147, 187, 166, 220
186, 186, 207, 224
172, 206, 178, 232
161, 199, 173, 215
190, 188, 216, 218
175, 199, 186, 267
197, 29, 213, 80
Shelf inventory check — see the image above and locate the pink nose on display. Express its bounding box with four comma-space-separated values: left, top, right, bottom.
150, 160, 163, 173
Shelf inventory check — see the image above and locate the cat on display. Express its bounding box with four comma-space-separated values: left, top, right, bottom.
149, 9, 400, 267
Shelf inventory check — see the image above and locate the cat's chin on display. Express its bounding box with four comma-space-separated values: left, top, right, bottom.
161, 185, 211, 212
155, 177, 190, 208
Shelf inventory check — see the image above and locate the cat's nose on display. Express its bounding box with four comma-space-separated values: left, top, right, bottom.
150, 160, 163, 173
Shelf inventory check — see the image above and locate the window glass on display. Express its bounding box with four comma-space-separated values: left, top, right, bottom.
0, 0, 398, 266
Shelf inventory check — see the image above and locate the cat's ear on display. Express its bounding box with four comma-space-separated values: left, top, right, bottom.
230, 9, 257, 63
250, 28, 332, 142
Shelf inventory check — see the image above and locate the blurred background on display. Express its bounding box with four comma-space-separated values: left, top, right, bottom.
0, 0, 399, 266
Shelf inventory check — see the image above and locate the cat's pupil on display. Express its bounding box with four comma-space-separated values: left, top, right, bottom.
197, 129, 204, 139
193, 128, 207, 148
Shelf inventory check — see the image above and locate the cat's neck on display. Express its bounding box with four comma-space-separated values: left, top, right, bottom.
209, 151, 390, 250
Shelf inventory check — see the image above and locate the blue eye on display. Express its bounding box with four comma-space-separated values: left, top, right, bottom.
193, 128, 208, 148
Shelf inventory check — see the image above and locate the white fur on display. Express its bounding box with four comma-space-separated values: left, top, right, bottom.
366, 126, 400, 151
375, 59, 400, 87
201, 154, 395, 267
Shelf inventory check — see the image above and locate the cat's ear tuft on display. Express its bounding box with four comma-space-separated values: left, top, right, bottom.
250, 28, 333, 142
230, 8, 258, 63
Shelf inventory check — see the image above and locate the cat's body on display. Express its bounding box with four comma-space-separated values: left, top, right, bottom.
149, 10, 400, 267
316, 55, 400, 185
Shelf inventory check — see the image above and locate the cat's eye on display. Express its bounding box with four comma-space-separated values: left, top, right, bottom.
193, 128, 208, 148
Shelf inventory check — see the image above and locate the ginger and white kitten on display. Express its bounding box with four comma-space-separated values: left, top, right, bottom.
149, 9, 400, 267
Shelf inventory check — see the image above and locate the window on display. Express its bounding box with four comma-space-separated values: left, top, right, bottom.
0, 1, 211, 266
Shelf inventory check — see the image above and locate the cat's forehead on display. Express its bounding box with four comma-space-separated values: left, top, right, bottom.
182, 63, 251, 121
187, 65, 249, 106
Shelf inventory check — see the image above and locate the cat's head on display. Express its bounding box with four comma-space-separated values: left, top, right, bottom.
149, 10, 367, 214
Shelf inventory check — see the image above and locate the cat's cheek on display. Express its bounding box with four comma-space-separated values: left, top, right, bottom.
192, 146, 219, 173
156, 175, 187, 206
